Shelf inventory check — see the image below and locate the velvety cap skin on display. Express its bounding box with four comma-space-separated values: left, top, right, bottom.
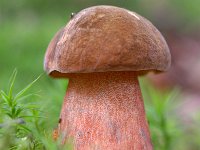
44, 5, 171, 77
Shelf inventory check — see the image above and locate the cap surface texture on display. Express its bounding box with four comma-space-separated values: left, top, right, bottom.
44, 5, 171, 76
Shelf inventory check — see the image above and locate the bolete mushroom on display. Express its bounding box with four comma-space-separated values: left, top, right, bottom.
44, 5, 171, 150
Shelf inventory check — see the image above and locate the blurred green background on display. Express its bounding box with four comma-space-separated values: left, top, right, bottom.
1, 0, 200, 149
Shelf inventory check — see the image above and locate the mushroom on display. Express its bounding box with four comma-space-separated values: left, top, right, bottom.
44, 5, 171, 150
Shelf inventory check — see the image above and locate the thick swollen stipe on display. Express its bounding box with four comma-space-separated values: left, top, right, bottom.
58, 72, 152, 150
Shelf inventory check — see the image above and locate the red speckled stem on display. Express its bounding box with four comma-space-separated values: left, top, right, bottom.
58, 72, 152, 150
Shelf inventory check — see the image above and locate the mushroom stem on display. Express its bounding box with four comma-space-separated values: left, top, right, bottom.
58, 72, 152, 150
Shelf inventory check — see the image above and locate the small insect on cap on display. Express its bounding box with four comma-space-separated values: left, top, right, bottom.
44, 5, 171, 77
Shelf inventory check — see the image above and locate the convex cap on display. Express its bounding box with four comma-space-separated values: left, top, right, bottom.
44, 5, 171, 76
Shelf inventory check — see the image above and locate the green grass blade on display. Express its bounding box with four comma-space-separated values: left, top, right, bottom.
11, 107, 16, 118
5, 112, 12, 118
0, 90, 9, 104
8, 69, 17, 98
14, 75, 41, 100
15, 93, 40, 102
13, 93, 40, 105
18, 124, 31, 132
19, 115, 46, 119
164, 88, 180, 110
15, 108, 24, 117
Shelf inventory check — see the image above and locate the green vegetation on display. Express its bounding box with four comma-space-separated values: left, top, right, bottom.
0, 70, 72, 150
1, 0, 200, 149
141, 78, 200, 150
141, 80, 180, 150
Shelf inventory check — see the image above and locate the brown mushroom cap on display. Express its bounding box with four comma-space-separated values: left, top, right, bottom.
44, 5, 171, 77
